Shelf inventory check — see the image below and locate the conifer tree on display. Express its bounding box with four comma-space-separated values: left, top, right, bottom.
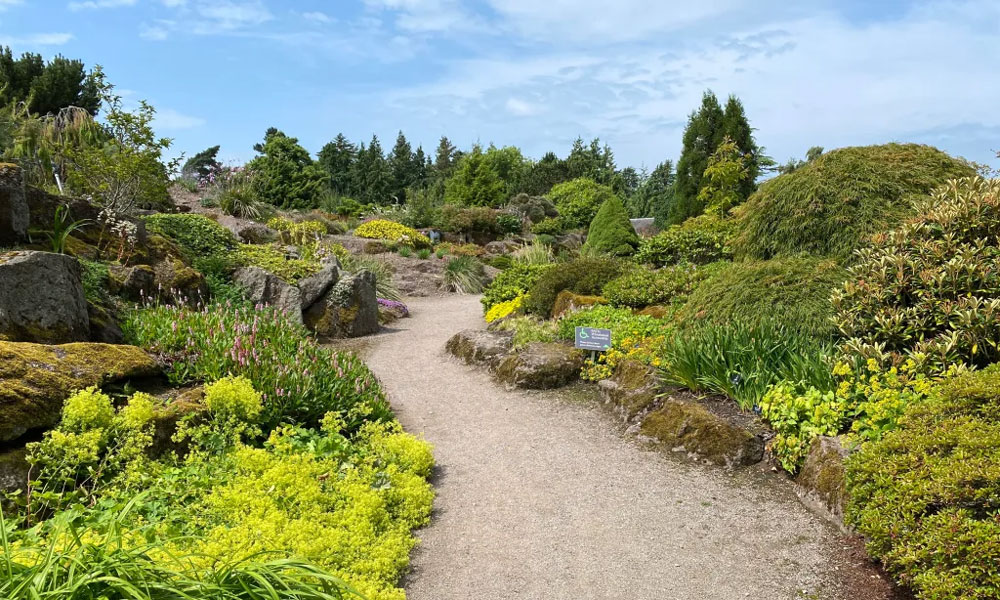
389, 131, 414, 203
667, 90, 725, 225
317, 133, 357, 196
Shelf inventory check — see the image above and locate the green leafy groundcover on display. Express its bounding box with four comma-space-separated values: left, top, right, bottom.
5, 303, 435, 600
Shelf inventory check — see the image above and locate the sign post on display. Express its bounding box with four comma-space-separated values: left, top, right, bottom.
574, 326, 612, 363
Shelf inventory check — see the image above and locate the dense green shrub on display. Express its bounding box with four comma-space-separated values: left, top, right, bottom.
581, 196, 639, 256
548, 177, 619, 229
123, 302, 391, 431
635, 214, 734, 266
556, 305, 674, 380
676, 256, 847, 339
493, 315, 558, 349
661, 319, 835, 410
236, 243, 321, 283
480, 262, 555, 312
833, 177, 1000, 375
846, 367, 1000, 600
144, 213, 237, 261
248, 129, 329, 209
438, 204, 500, 236
496, 211, 523, 235
523, 257, 624, 318
733, 143, 975, 260
602, 263, 710, 308
355, 219, 431, 248
531, 217, 565, 235
508, 192, 557, 223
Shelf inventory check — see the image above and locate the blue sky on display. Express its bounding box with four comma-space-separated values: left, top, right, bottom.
3, 0, 998, 172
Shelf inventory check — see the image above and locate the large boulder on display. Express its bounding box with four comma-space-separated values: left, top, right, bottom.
87, 302, 125, 344
639, 398, 765, 467
109, 264, 156, 300
0, 163, 28, 245
234, 266, 303, 324
598, 359, 661, 421
0, 341, 159, 442
494, 342, 583, 389
0, 446, 29, 501
0, 251, 90, 344
133, 235, 209, 302
796, 435, 850, 520
552, 290, 605, 319
446, 329, 513, 366
298, 260, 340, 309
303, 270, 379, 338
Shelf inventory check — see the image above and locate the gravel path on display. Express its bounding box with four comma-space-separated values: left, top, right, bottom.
358, 295, 856, 600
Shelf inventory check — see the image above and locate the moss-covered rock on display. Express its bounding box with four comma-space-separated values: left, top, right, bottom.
795, 435, 849, 520
0, 163, 28, 245
0, 251, 90, 344
446, 329, 513, 366
0, 341, 159, 442
0, 445, 29, 501
493, 342, 583, 389
597, 359, 661, 421
640, 398, 764, 467
304, 271, 379, 338
552, 290, 606, 319
150, 386, 206, 456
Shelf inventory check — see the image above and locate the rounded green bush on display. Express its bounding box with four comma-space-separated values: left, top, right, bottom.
547, 177, 618, 229
602, 264, 709, 309
635, 214, 734, 267
833, 177, 1000, 374
144, 213, 238, 260
523, 257, 624, 318
582, 196, 639, 256
732, 143, 974, 260
846, 367, 1000, 600
675, 256, 846, 338
480, 263, 554, 312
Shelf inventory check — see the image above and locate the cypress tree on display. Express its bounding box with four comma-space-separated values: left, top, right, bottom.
317, 133, 356, 196
721, 95, 760, 202
667, 90, 724, 226
389, 131, 414, 203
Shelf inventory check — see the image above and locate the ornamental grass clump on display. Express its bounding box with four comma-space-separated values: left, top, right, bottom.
444, 256, 489, 294
123, 302, 391, 431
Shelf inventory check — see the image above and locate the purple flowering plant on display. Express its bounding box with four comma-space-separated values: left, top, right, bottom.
377, 298, 409, 316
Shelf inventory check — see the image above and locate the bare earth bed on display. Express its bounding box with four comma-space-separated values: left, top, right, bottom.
341, 295, 901, 600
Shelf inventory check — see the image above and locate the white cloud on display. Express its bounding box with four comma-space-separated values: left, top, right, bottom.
363, 0, 480, 32
68, 0, 136, 10
154, 107, 205, 130
0, 0, 24, 10
505, 97, 541, 116
302, 11, 332, 24
140, 22, 171, 40
0, 32, 73, 45
194, 0, 272, 31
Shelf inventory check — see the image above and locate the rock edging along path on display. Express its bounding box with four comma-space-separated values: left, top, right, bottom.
352, 295, 864, 600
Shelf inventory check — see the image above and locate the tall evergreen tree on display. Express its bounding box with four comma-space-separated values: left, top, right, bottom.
565, 137, 616, 185
636, 160, 675, 220
317, 133, 357, 196
433, 136, 458, 178
666, 90, 725, 226
181, 145, 221, 181
720, 95, 761, 202
521, 151, 569, 195
351, 135, 391, 205
413, 145, 428, 188
388, 131, 415, 203
0, 47, 102, 116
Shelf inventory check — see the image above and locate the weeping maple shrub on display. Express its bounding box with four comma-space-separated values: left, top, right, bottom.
832, 177, 1000, 374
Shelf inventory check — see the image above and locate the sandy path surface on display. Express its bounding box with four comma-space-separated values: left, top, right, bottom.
355, 294, 854, 600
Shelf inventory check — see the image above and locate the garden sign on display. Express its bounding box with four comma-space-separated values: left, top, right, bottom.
574, 326, 612, 352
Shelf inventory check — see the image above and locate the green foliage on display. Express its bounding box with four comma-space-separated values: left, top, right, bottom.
144, 213, 237, 261
79, 258, 111, 305
628, 160, 673, 219
676, 256, 847, 339
236, 243, 321, 283
397, 245, 413, 258
666, 91, 762, 226
496, 211, 522, 235
507, 192, 557, 223
354, 219, 431, 248
531, 217, 564, 235
548, 177, 619, 229
123, 302, 391, 431
512, 239, 554, 266
438, 204, 501, 236
444, 256, 488, 294
443, 145, 508, 207
341, 254, 401, 301
214, 167, 263, 219
65, 84, 177, 214
733, 143, 975, 260
660, 319, 835, 410
759, 382, 845, 472
180, 145, 221, 181
248, 128, 329, 209
480, 262, 555, 312
0, 46, 101, 116
635, 213, 734, 266
46, 204, 91, 254
602, 263, 709, 309
696, 135, 750, 216
493, 315, 558, 349
557, 305, 673, 347
416, 248, 431, 259
317, 133, 357, 196
523, 257, 624, 318
846, 367, 1000, 600
833, 177, 1000, 375
581, 195, 639, 256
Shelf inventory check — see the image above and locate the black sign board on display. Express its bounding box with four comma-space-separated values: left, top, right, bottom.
574, 326, 612, 351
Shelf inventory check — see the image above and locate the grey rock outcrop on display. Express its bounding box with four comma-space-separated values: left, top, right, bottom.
233, 266, 303, 323
303, 270, 379, 338
0, 163, 28, 245
0, 251, 90, 344
298, 260, 340, 309
494, 342, 583, 389
446, 329, 513, 367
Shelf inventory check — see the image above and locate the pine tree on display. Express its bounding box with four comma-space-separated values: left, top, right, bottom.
636, 160, 675, 220
667, 90, 725, 226
181, 145, 221, 180
389, 131, 414, 203
433, 136, 457, 178
352, 135, 391, 205
317, 133, 357, 196
521, 151, 569, 195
